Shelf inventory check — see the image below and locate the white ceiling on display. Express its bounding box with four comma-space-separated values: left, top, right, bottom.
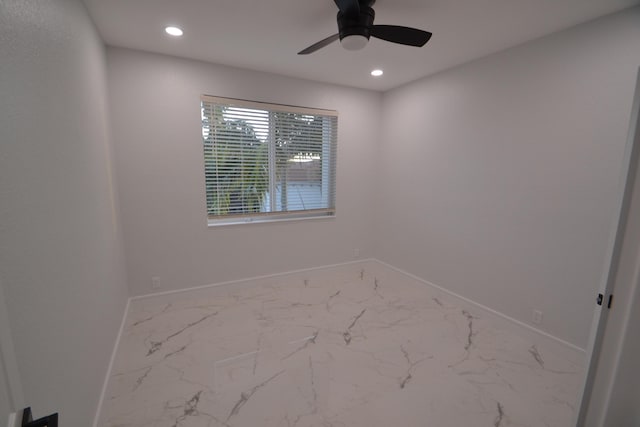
83, 0, 639, 91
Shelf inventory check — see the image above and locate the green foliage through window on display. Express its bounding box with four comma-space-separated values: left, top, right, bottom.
201, 96, 337, 222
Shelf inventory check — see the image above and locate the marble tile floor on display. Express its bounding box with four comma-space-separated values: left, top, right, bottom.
100, 264, 584, 427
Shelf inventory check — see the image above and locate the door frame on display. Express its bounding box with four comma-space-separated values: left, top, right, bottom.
0, 280, 24, 417
575, 67, 640, 426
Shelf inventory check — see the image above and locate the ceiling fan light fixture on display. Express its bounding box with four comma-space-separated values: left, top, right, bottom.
297, 0, 432, 55
340, 34, 368, 51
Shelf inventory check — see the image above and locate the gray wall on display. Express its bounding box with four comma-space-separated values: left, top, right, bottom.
0, 1, 129, 425
107, 47, 381, 296
375, 7, 640, 349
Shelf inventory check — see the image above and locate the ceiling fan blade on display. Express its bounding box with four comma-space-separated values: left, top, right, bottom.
334, 0, 360, 18
370, 25, 432, 47
298, 33, 340, 55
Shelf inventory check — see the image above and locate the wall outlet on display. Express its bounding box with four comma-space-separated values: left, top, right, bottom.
532, 310, 543, 325
151, 276, 161, 289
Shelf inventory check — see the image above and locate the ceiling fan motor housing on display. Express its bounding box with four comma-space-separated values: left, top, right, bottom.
298, 0, 430, 55
337, 5, 375, 41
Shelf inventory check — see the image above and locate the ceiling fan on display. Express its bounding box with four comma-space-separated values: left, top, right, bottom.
298, 0, 432, 55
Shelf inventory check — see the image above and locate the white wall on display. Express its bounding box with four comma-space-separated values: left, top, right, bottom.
375, 7, 640, 349
0, 1, 129, 426
107, 48, 381, 296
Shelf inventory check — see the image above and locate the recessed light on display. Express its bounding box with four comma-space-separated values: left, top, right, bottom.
371, 69, 384, 77
165, 26, 184, 37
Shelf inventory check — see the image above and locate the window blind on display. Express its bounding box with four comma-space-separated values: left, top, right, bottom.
201, 95, 337, 223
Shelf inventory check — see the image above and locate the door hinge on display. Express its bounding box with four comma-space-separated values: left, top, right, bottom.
607, 294, 613, 309
597, 293, 603, 306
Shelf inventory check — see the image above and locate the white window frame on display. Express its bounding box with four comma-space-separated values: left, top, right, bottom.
201, 95, 338, 226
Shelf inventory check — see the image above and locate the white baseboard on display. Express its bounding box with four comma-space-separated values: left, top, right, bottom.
92, 297, 131, 427
94, 257, 586, 424
93, 259, 374, 426
372, 259, 586, 366
130, 259, 377, 302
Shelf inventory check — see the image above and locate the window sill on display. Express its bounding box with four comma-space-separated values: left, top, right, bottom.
207, 211, 335, 227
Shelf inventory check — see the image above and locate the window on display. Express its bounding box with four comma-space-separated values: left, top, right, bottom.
201, 95, 337, 225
